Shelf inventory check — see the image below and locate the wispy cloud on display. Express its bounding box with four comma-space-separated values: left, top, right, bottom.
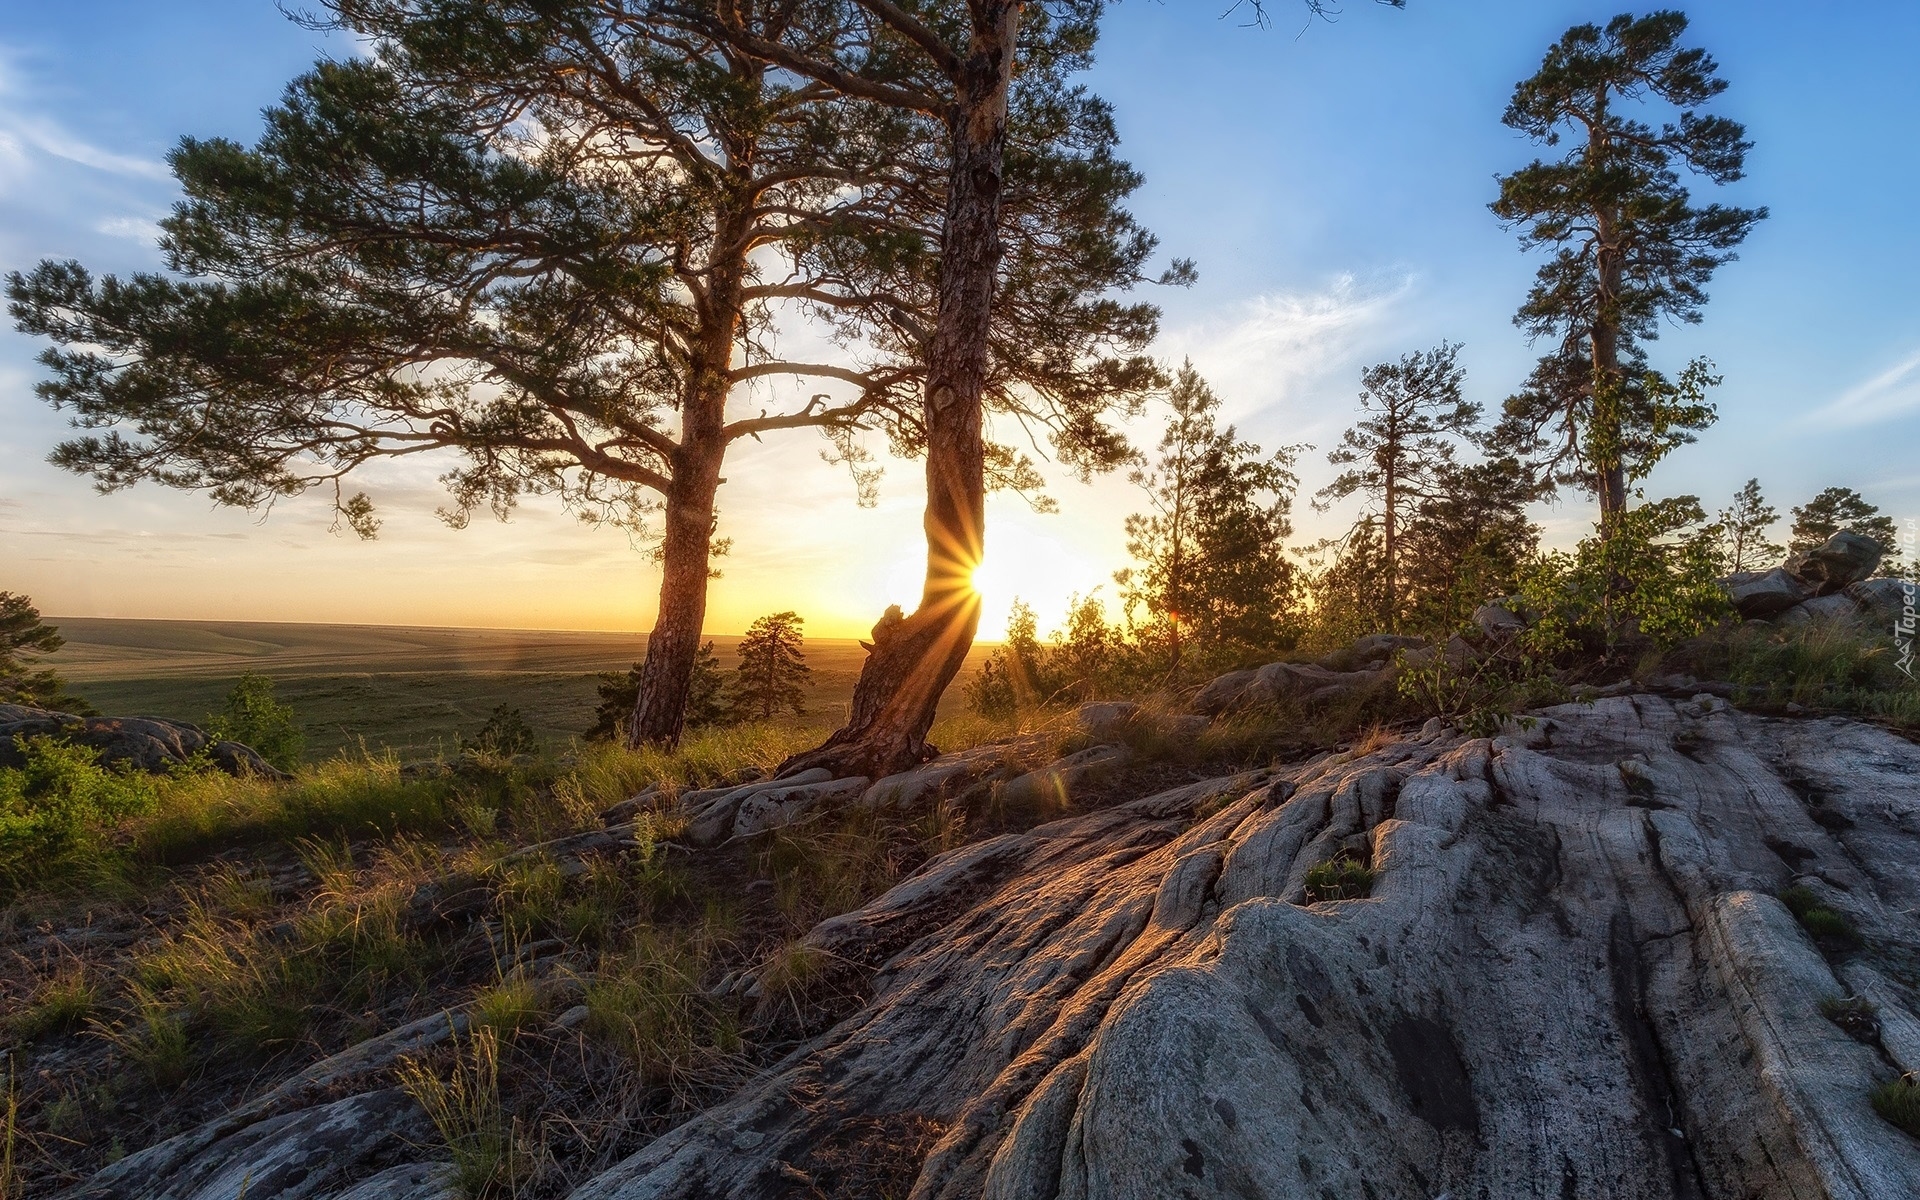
95, 215, 164, 242
1160, 272, 1415, 422
1810, 347, 1920, 428
0, 45, 171, 193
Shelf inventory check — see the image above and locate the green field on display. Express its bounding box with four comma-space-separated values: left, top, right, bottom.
43, 617, 994, 762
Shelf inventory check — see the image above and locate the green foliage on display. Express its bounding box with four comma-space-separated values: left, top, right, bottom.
0, 592, 92, 714
0, 737, 160, 889
1788, 486, 1898, 557
464, 706, 537, 758
1490, 11, 1763, 506
1317, 342, 1484, 629
1713, 478, 1784, 572
205, 673, 304, 770
1872, 1074, 1920, 1139
582, 931, 735, 1093
1395, 650, 1557, 739
1116, 363, 1302, 674
588, 643, 728, 741
1780, 885, 1860, 947
729, 613, 811, 722
1518, 497, 1730, 657
1303, 857, 1375, 903
1397, 458, 1541, 634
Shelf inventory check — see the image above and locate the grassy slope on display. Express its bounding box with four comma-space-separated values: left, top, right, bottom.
44, 618, 995, 761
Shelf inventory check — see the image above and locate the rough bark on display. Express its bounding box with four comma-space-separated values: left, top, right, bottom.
779, 6, 1020, 780
1590, 180, 1628, 521
577, 696, 1920, 1198
628, 190, 752, 748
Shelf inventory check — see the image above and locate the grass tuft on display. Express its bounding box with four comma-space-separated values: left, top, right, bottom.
1781, 885, 1862, 947
1872, 1073, 1920, 1139
397, 1025, 528, 1198
1303, 856, 1376, 903
9, 967, 96, 1041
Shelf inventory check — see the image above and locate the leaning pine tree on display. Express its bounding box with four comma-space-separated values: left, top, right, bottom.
748, 0, 1395, 778
8, 0, 1166, 750
1491, 10, 1765, 524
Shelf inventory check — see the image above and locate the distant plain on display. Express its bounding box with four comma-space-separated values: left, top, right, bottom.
44, 617, 994, 762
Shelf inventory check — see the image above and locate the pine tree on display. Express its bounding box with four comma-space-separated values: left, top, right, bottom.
589, 642, 727, 742
730, 613, 812, 721
1713, 478, 1783, 572
1788, 487, 1898, 556
1316, 343, 1483, 630
0, 593, 93, 714
8, 1, 1165, 751
1397, 458, 1540, 633
1490, 11, 1765, 520
206, 674, 305, 771
1116, 365, 1300, 672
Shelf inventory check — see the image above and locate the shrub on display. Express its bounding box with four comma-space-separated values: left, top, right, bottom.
205, 673, 304, 770
1519, 497, 1730, 659
0, 736, 159, 888
464, 706, 538, 758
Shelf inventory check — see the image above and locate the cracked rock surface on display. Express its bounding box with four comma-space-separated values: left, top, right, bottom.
570, 695, 1920, 1200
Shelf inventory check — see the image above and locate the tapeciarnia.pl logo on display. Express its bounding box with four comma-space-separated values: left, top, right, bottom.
1898, 517, 1917, 680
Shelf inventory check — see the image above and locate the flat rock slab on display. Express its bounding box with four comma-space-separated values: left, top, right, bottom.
570, 697, 1920, 1200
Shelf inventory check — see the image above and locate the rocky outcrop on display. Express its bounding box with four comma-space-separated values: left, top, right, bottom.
0, 703, 283, 778
1725, 568, 1815, 620
64, 697, 1920, 1200
568, 696, 1920, 1199
1786, 531, 1885, 596
1192, 660, 1393, 716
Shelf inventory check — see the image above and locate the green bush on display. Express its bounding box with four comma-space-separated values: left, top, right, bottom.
206, 673, 304, 770
0, 736, 159, 887
1519, 497, 1730, 659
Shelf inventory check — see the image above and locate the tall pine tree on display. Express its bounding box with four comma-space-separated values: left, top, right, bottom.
1490, 11, 1765, 521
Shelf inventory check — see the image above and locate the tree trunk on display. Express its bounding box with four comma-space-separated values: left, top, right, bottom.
1591, 203, 1628, 523
1382, 452, 1398, 633
628, 188, 754, 747
627, 444, 723, 747
779, 6, 1021, 781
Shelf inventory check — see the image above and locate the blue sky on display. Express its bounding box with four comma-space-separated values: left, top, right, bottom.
2, 1, 1916, 636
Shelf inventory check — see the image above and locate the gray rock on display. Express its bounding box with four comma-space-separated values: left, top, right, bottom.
567, 697, 1920, 1200
1849, 576, 1913, 629
331, 1163, 460, 1200
0, 704, 284, 778
1801, 592, 1864, 624
1724, 567, 1815, 619
728, 776, 869, 840
1347, 633, 1428, 662
996, 744, 1131, 809
1190, 668, 1260, 716
1471, 603, 1527, 637
1786, 530, 1885, 595
1071, 700, 1141, 736
679, 769, 832, 846
861, 746, 1016, 811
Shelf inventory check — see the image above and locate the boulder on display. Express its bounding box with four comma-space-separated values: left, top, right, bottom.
678, 769, 832, 846
1190, 668, 1260, 716
1849, 576, 1913, 629
1471, 603, 1526, 637
1345, 633, 1427, 663
1801, 592, 1865, 624
729, 776, 869, 840
0, 704, 284, 778
1723, 567, 1814, 619
1785, 530, 1885, 595
1071, 700, 1141, 737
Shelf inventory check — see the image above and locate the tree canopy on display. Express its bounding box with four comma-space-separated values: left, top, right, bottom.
1490, 10, 1765, 518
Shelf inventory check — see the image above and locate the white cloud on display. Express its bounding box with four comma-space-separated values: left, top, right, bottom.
95, 215, 164, 242
0, 45, 170, 195
1159, 271, 1415, 423
1809, 347, 1920, 428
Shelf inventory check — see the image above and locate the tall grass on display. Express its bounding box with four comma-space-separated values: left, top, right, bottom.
397, 1025, 529, 1198
1688, 621, 1920, 727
